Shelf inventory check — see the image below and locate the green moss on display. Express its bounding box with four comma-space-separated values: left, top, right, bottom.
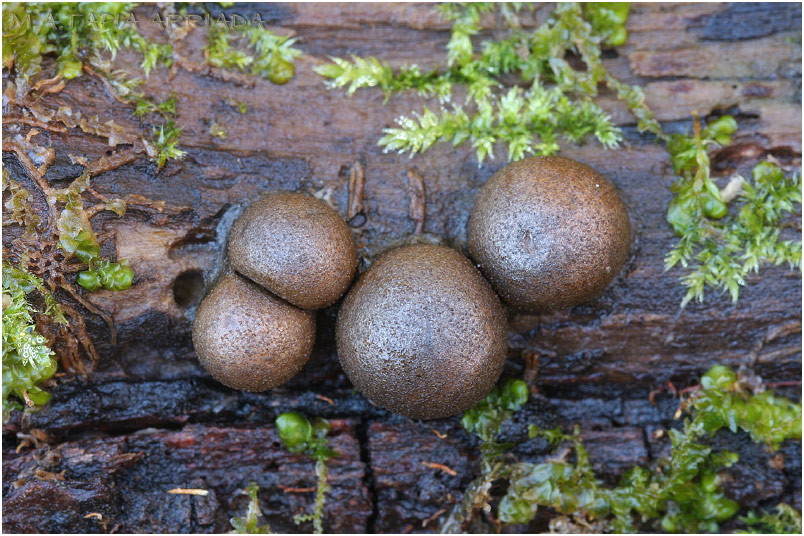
133, 94, 177, 120
2, 3, 185, 168
149, 120, 186, 169
2, 169, 40, 237
51, 171, 134, 292
446, 367, 800, 533
229, 482, 272, 534
440, 378, 529, 532
664, 115, 801, 306
2, 2, 172, 84
206, 20, 300, 85
740, 503, 802, 534
2, 263, 66, 417
275, 412, 337, 534
689, 365, 801, 450
316, 2, 651, 164
462, 377, 529, 454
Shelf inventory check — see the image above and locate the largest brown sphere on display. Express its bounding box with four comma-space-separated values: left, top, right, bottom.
336, 244, 508, 420
467, 156, 631, 313
229, 192, 357, 310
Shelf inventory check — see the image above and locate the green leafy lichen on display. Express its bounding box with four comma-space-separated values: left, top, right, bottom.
664, 114, 802, 307
2, 263, 66, 417
275, 412, 338, 534
316, 2, 654, 164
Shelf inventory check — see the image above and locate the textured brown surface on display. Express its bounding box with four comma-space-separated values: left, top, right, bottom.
228, 192, 358, 310
468, 156, 631, 313
2, 422, 371, 533
336, 244, 508, 420
192, 272, 315, 392
1, 2, 801, 532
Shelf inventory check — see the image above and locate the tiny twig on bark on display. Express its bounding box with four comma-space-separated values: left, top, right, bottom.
3, 116, 67, 133
167, 488, 209, 496
432, 429, 448, 440
422, 508, 447, 528
348, 161, 365, 223
421, 461, 457, 476
280, 485, 316, 493
315, 394, 335, 405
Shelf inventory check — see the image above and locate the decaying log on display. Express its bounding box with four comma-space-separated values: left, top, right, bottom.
3, 422, 370, 533
2, 2, 801, 532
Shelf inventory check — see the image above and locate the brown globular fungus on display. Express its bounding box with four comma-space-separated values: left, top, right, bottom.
467, 156, 631, 313
192, 272, 315, 392
336, 244, 508, 420
228, 191, 358, 310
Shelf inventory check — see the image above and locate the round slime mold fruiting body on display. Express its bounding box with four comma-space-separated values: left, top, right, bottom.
467, 156, 631, 313
192, 272, 315, 392
336, 244, 508, 420
228, 192, 357, 310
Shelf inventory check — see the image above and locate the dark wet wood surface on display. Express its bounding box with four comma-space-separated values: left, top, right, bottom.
2, 3, 801, 532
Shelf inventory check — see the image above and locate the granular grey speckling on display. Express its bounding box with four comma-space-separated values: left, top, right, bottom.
192, 272, 315, 392
467, 156, 631, 313
228, 191, 357, 310
336, 244, 508, 420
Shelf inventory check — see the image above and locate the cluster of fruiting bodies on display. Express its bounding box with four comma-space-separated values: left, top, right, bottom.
193, 156, 630, 420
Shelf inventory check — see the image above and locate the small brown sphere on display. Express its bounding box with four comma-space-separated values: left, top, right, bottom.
192, 272, 315, 392
468, 156, 631, 313
228, 192, 357, 310
336, 244, 508, 420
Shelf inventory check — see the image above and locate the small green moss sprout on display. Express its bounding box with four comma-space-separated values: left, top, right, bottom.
739, 503, 802, 534
440, 378, 529, 533
275, 412, 338, 534
206, 20, 301, 85
229, 482, 272, 534
149, 120, 186, 169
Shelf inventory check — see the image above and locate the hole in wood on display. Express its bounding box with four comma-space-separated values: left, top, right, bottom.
173, 269, 205, 309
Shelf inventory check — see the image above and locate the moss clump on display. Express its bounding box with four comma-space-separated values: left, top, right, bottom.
739, 503, 802, 534
2, 2, 172, 85
206, 20, 301, 85
440, 378, 529, 532
316, 2, 657, 163
665, 114, 802, 306
2, 263, 66, 416
442, 366, 801, 533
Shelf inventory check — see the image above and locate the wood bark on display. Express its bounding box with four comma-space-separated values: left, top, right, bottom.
2, 3, 801, 532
